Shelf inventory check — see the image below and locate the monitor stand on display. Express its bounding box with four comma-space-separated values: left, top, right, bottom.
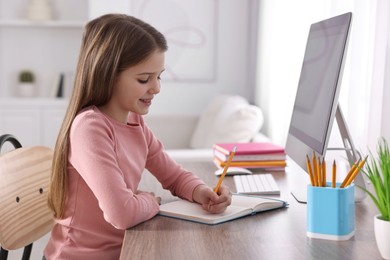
290, 104, 367, 203
331, 104, 367, 202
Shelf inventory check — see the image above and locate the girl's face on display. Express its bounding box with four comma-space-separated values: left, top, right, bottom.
100, 50, 165, 123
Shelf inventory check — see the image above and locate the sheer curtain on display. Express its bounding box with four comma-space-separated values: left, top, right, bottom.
255, 0, 389, 153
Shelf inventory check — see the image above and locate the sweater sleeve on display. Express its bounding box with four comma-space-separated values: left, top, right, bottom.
69, 113, 160, 230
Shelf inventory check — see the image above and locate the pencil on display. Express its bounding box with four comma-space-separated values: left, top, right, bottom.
317, 158, 322, 186
317, 158, 321, 187
214, 146, 237, 193
312, 152, 318, 186
306, 155, 315, 186
340, 159, 360, 188
344, 156, 368, 187
321, 158, 326, 187
332, 160, 336, 188
317, 156, 322, 186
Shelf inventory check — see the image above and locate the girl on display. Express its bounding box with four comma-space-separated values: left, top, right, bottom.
44, 14, 231, 259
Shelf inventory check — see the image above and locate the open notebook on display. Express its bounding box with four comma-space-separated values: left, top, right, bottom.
159, 194, 288, 225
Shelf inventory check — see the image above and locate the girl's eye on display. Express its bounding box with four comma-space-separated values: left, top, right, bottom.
138, 79, 148, 84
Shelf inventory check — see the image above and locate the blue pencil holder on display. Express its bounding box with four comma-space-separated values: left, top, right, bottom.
306, 182, 355, 240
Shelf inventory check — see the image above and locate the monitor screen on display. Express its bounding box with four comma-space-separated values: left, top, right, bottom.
285, 13, 352, 202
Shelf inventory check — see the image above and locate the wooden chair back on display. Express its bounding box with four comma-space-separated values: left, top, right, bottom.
0, 134, 54, 259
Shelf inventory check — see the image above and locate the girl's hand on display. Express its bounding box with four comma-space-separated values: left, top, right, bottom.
192, 184, 232, 214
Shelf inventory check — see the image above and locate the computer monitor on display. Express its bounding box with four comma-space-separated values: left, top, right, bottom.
285, 12, 367, 203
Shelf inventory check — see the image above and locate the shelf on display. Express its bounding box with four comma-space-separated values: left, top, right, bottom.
0, 20, 85, 28
0, 98, 70, 110
0, 97, 69, 104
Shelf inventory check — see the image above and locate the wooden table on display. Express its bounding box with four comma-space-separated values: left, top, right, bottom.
120, 161, 381, 260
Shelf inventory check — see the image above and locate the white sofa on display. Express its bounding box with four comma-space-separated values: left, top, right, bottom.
144, 95, 268, 162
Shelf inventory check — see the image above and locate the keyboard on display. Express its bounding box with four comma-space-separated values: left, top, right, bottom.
233, 174, 280, 195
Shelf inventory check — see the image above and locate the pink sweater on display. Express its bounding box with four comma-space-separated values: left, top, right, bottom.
44, 106, 204, 259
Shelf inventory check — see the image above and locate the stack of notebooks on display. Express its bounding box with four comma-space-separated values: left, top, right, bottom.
213, 142, 287, 170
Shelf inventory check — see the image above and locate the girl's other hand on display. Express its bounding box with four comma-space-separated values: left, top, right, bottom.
192, 184, 232, 214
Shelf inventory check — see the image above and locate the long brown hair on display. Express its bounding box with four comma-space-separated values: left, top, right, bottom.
48, 14, 168, 218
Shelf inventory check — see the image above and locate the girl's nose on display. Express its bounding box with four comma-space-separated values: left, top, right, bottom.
149, 81, 160, 94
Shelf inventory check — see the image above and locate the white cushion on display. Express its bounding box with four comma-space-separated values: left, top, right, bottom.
190, 95, 264, 149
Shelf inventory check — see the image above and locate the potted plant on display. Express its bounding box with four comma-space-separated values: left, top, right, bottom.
359, 138, 390, 259
18, 70, 36, 97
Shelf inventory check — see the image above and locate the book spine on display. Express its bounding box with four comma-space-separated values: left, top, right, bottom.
213, 149, 227, 161
213, 143, 285, 156
213, 158, 287, 168
213, 144, 230, 155
213, 149, 286, 162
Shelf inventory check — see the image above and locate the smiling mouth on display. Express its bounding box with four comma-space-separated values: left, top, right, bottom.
140, 99, 152, 105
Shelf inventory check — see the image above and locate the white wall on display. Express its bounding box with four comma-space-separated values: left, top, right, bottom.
255, 0, 331, 145
381, 10, 390, 142
143, 0, 259, 115
0, 0, 259, 117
